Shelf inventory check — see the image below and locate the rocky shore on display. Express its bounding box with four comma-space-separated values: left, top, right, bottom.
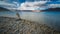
0, 16, 60, 34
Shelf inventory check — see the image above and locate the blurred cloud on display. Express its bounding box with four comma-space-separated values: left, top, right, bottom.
17, 0, 60, 10
0, 0, 60, 10
48, 4, 60, 8
0, 1, 15, 7
18, 1, 48, 10
0, 1, 19, 10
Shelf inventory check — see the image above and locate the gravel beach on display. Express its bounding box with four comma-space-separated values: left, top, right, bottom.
0, 16, 60, 34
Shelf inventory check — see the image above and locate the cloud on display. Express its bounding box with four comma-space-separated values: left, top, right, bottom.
17, 1, 60, 10
1, 1, 60, 11
17, 1, 48, 10
0, 1, 19, 10
48, 4, 60, 8
0, 1, 16, 7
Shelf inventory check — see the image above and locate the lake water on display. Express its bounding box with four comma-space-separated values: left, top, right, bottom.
0, 11, 60, 31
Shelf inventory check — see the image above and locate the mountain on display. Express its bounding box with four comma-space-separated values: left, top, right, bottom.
42, 8, 60, 11
0, 7, 10, 11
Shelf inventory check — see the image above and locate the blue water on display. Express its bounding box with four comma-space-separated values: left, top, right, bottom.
0, 11, 60, 31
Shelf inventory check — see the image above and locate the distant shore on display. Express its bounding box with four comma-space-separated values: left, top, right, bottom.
42, 8, 60, 11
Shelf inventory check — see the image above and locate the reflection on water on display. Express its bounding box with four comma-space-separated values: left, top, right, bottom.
0, 11, 60, 31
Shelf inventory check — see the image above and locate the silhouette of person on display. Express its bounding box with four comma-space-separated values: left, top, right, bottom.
16, 12, 21, 20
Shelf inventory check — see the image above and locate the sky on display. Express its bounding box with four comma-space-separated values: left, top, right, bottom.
18, 0, 60, 10
0, 0, 60, 10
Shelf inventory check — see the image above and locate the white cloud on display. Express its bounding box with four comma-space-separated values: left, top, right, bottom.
0, 1, 19, 10
13, 1, 20, 7
48, 4, 60, 8
1, 1, 60, 11
0, 1, 16, 7
17, 1, 48, 10
17, 1, 60, 10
